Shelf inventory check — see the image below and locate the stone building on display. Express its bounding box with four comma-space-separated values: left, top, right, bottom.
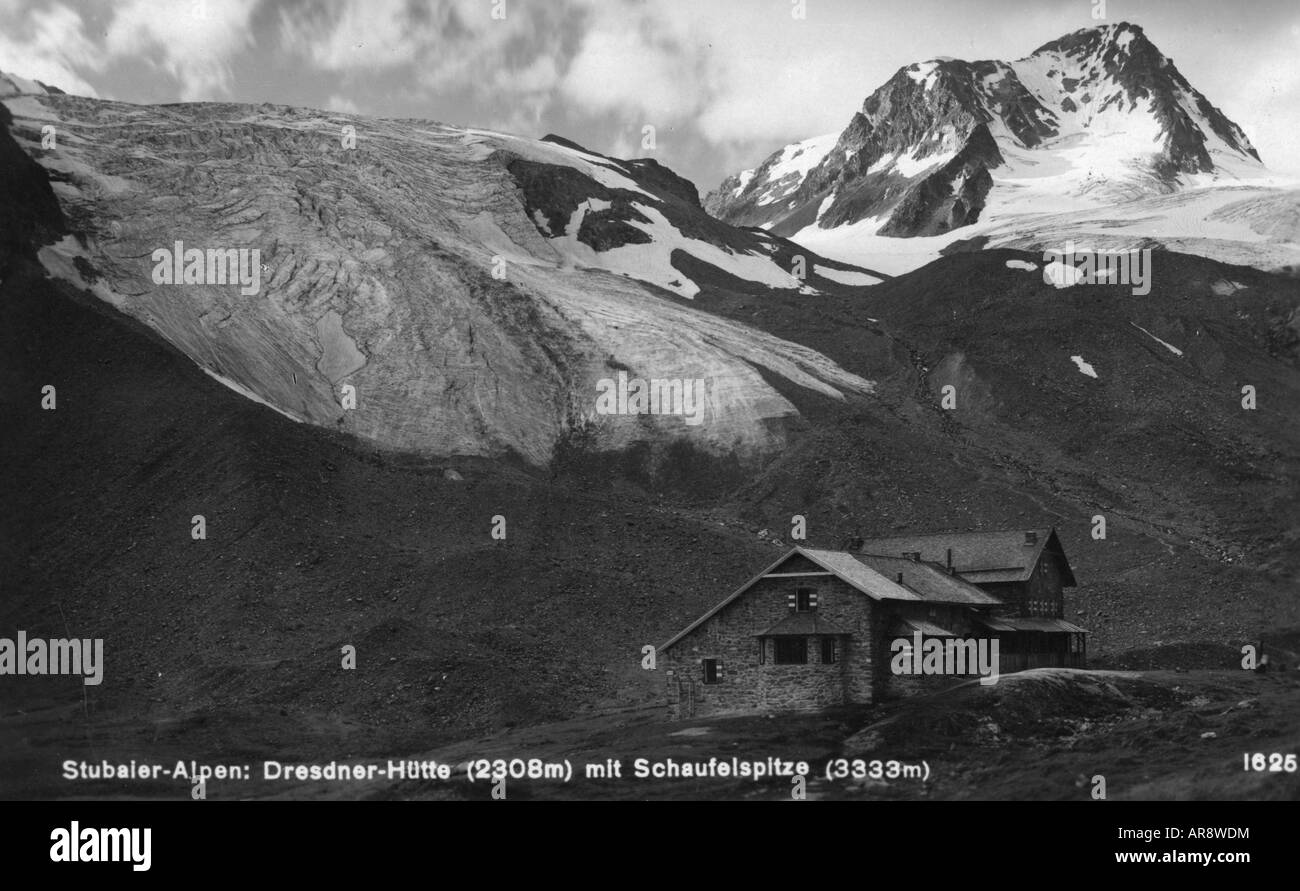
858, 528, 1086, 673
659, 529, 1085, 719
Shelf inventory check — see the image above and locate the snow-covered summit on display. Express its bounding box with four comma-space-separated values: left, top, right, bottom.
705, 23, 1296, 275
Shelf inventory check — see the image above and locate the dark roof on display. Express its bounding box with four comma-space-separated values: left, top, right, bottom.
660, 547, 913, 652
980, 616, 1089, 634
858, 528, 1077, 587
798, 549, 924, 602
855, 555, 1002, 606
755, 613, 850, 637
891, 617, 959, 637
660, 546, 1005, 652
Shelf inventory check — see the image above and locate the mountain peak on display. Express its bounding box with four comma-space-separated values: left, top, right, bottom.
1031, 20, 1159, 60
707, 22, 1264, 246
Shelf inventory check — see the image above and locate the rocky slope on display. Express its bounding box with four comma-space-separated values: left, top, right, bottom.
5, 233, 1298, 797
1, 79, 884, 472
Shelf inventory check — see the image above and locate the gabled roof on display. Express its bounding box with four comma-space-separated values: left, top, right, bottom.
857, 528, 1077, 587
855, 555, 1002, 606
798, 549, 925, 602
660, 546, 1001, 652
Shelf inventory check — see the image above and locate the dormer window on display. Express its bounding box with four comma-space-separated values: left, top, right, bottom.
795, 588, 816, 612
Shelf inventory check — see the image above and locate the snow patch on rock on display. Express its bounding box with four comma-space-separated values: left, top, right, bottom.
1130, 322, 1184, 356
1044, 261, 1085, 288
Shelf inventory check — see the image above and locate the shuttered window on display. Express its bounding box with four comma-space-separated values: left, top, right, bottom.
702, 658, 722, 684
791, 588, 817, 612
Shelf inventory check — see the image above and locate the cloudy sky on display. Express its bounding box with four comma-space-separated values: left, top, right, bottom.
4, 0, 1299, 188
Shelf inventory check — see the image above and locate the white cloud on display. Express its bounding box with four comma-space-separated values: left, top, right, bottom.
0, 2, 100, 96
558, 0, 869, 147
105, 0, 257, 101
494, 53, 561, 94
325, 94, 360, 114
560, 23, 693, 123
280, 0, 427, 71
695, 54, 859, 145
280, 0, 564, 99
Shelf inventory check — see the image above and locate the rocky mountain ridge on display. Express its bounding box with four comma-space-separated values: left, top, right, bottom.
707, 23, 1267, 244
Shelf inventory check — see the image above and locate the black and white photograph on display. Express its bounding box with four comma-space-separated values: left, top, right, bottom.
1, 0, 1296, 855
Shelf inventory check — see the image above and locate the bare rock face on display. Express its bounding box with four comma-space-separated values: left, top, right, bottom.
2, 83, 877, 468
0, 102, 64, 258
703, 133, 841, 230
707, 23, 1263, 240
874, 124, 1001, 236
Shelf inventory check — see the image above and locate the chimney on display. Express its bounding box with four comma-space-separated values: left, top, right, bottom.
848, 534, 864, 551
895, 572, 904, 583
945, 547, 953, 570
1024, 531, 1038, 546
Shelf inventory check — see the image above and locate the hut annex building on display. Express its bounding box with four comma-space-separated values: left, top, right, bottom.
660, 528, 1087, 718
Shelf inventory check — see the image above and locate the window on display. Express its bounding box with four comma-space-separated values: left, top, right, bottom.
774, 637, 807, 664
702, 658, 721, 684
787, 589, 818, 611
822, 638, 838, 664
